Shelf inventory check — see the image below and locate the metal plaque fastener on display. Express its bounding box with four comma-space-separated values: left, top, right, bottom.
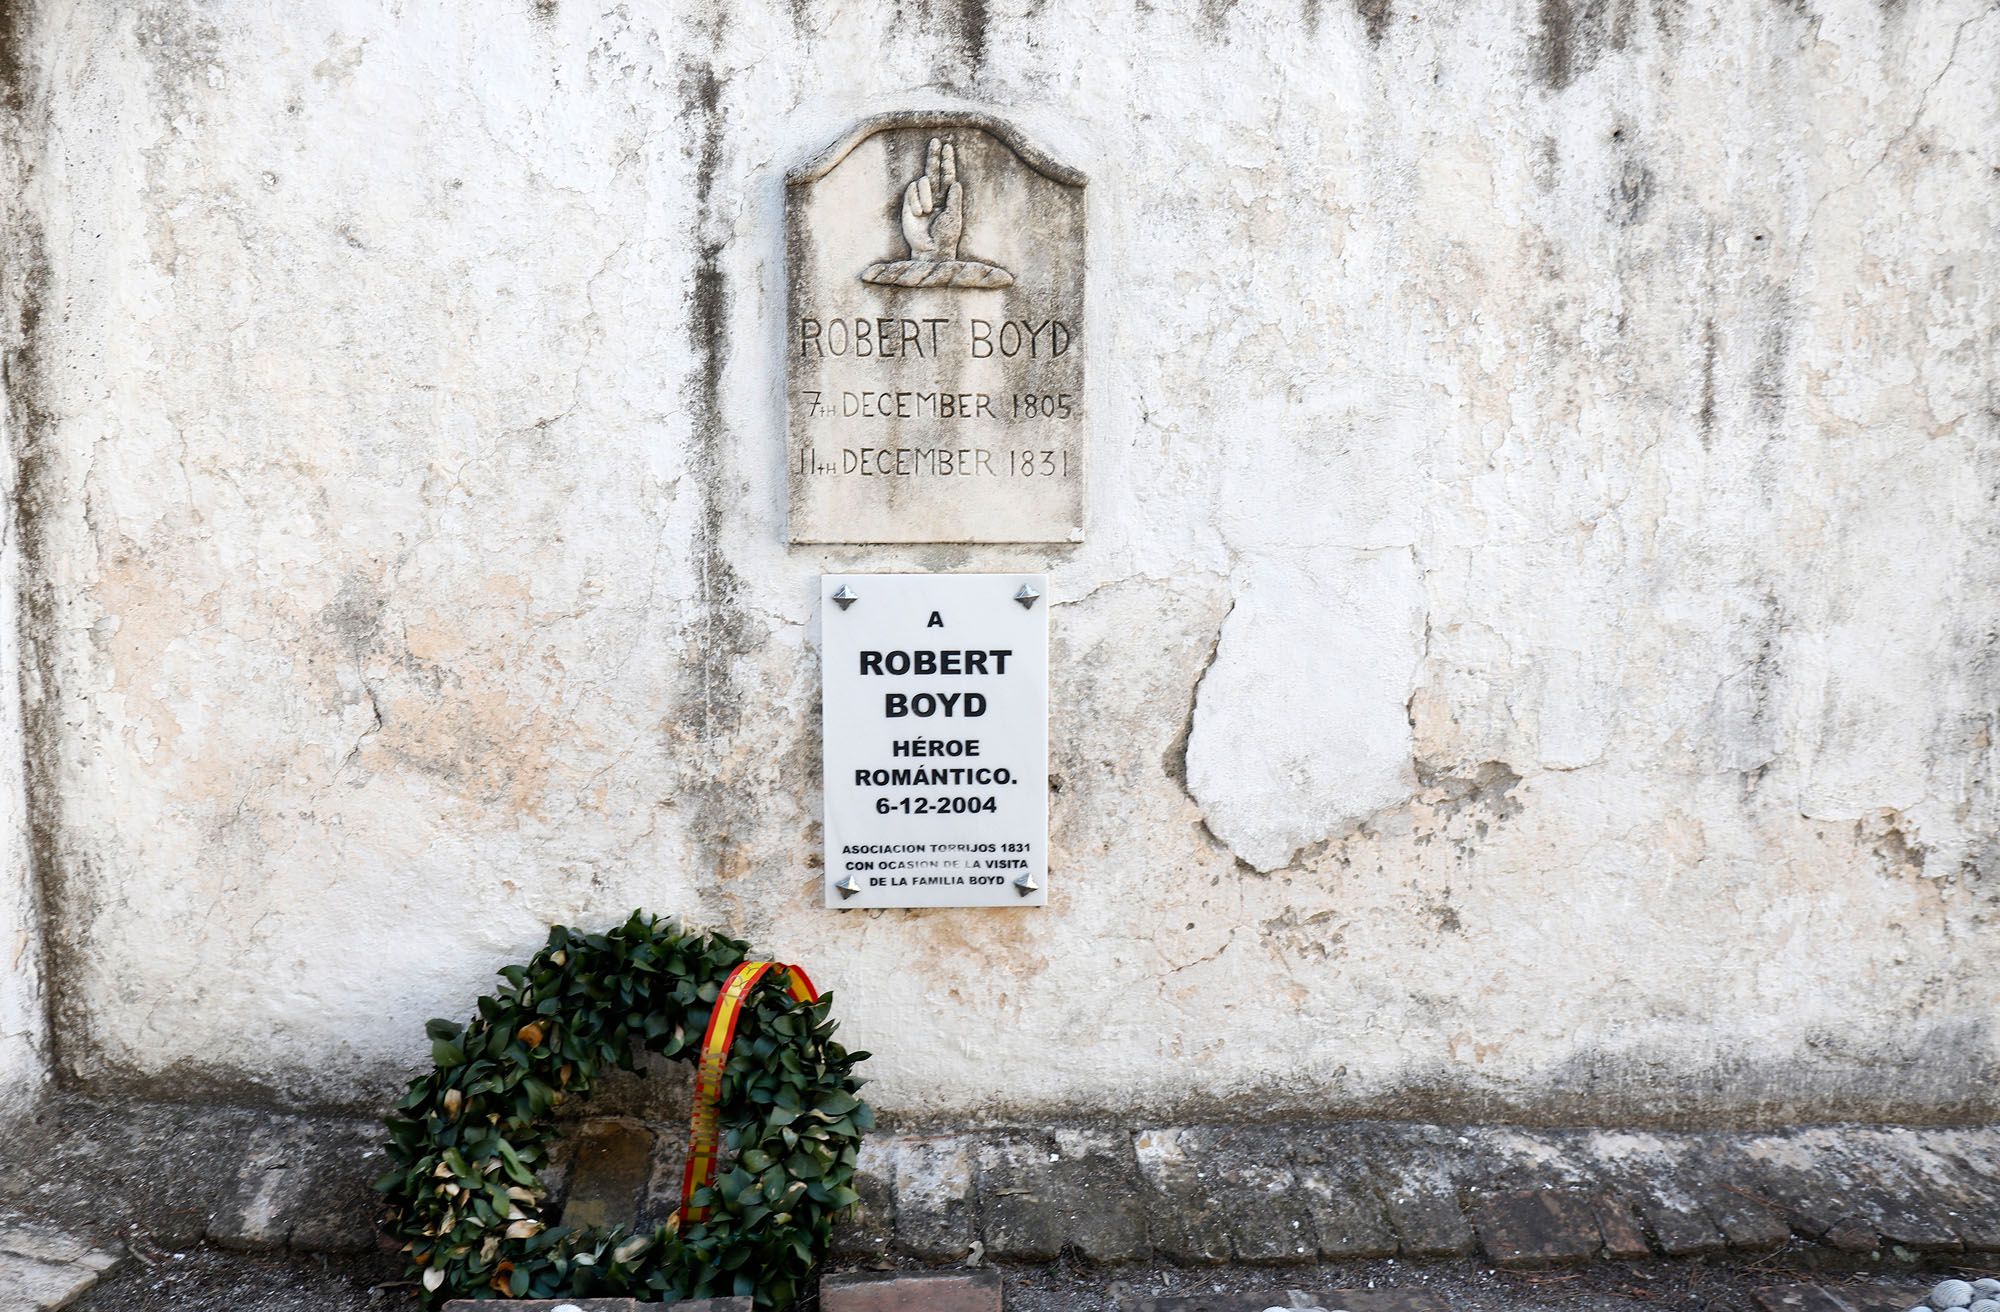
835, 873, 862, 898
1014, 583, 1041, 609
831, 584, 858, 610
1013, 871, 1040, 895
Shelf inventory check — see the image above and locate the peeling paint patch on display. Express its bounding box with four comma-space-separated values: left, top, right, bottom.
1863, 810, 1928, 876
1420, 890, 1465, 935
1185, 552, 1425, 873
1161, 607, 1227, 795
1419, 760, 1525, 825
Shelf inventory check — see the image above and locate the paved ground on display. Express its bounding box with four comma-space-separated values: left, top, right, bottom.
0, 1206, 124, 1311
72, 1247, 398, 1311
61, 1244, 1966, 1312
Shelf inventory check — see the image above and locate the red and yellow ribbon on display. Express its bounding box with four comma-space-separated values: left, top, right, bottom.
676, 960, 819, 1224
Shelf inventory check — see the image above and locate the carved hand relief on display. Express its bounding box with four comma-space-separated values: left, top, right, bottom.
862, 136, 1015, 289
786, 113, 1086, 544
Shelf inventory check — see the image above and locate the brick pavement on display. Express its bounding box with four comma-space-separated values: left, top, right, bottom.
0, 1209, 124, 1311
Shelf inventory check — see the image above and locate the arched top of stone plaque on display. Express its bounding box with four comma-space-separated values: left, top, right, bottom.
788, 110, 1087, 189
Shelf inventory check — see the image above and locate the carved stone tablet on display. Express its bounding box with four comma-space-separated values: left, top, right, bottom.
786, 112, 1086, 544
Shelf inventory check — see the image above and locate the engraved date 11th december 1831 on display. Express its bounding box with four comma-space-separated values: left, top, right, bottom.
794, 444, 1075, 479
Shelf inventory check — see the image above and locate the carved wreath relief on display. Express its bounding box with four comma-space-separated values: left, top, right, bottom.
862, 136, 1015, 290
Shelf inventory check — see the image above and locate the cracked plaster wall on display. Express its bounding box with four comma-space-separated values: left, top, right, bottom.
1, 0, 1996, 1122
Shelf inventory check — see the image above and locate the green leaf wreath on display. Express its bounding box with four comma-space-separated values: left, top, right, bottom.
375, 912, 872, 1308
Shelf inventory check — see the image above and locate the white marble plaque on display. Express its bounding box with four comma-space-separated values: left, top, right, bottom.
820, 573, 1049, 908
787, 112, 1086, 544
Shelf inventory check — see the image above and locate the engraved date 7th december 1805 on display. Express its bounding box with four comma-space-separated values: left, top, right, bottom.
797, 390, 1075, 421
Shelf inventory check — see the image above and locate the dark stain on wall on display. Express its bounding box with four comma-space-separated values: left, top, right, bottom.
1539, 0, 1582, 88
1068, 1009, 2000, 1128
1303, 0, 1392, 41
1698, 316, 1718, 442
1745, 589, 1784, 745
1199, 0, 1241, 35
953, 0, 989, 69
1353, 0, 1393, 43
1, 0, 79, 1085
1614, 159, 1654, 226
1750, 282, 1793, 425
1537, 0, 1640, 90
902, 0, 989, 71
674, 55, 760, 889
317, 574, 386, 661
0, 0, 25, 112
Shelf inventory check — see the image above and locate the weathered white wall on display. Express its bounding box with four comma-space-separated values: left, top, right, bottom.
4, 0, 1996, 1122
0, 549, 42, 1114
0, 489, 42, 1115
0, 17, 48, 1116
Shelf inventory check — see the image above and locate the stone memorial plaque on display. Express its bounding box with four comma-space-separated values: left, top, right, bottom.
820, 573, 1048, 908
787, 113, 1086, 544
